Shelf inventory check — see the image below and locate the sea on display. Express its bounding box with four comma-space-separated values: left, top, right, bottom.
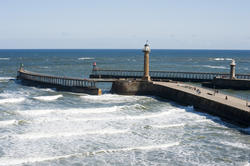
0, 49, 249, 166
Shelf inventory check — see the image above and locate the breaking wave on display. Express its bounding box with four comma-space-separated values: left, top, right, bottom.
36, 111, 172, 123
151, 119, 212, 129
152, 123, 185, 128
202, 65, 228, 69
33, 95, 63, 101
78, 57, 95, 60
0, 120, 16, 127
80, 94, 149, 104
0, 142, 179, 165
209, 58, 233, 61
0, 77, 14, 82
18, 105, 122, 116
0, 58, 9, 60
15, 129, 128, 139
221, 141, 250, 150
0, 97, 25, 104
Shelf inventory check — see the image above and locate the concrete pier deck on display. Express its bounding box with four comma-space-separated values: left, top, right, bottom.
154, 82, 249, 112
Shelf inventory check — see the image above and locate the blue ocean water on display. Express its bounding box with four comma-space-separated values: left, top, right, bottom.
0, 49, 249, 165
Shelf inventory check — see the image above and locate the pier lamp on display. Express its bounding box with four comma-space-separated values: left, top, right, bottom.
142, 42, 151, 81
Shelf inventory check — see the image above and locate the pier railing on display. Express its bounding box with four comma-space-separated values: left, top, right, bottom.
90, 69, 250, 81
18, 69, 96, 87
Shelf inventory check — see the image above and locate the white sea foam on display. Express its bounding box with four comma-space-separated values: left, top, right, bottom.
210, 58, 233, 61
78, 57, 94, 60
243, 162, 250, 166
151, 119, 211, 129
40, 88, 55, 92
15, 129, 128, 139
0, 77, 14, 82
33, 95, 63, 101
18, 106, 122, 116
152, 123, 185, 128
0, 142, 179, 165
0, 120, 16, 127
193, 119, 211, 123
203, 65, 228, 69
221, 141, 250, 150
37, 111, 172, 123
0, 97, 25, 104
80, 94, 146, 104
0, 58, 9, 60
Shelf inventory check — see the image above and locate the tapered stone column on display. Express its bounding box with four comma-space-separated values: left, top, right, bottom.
142, 43, 151, 81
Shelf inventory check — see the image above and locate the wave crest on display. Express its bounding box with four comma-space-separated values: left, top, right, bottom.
209, 58, 233, 61
0, 58, 9, 60
0, 142, 179, 165
33, 95, 63, 101
202, 65, 228, 69
0, 97, 25, 104
0, 77, 14, 82
78, 57, 94, 60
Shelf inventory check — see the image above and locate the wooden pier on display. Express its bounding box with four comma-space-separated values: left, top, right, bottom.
17, 68, 102, 95
90, 69, 250, 82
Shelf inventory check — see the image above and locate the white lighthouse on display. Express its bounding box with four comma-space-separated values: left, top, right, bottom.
230, 59, 236, 79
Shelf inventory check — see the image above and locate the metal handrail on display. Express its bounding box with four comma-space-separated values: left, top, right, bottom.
18, 69, 96, 87
91, 69, 250, 80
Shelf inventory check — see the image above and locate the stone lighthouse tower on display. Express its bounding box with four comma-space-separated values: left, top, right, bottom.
230, 59, 236, 79
142, 42, 151, 81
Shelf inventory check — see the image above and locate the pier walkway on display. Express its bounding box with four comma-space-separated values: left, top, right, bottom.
154, 81, 249, 112
90, 69, 250, 82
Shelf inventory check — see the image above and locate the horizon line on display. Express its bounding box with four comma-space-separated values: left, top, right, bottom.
0, 48, 250, 51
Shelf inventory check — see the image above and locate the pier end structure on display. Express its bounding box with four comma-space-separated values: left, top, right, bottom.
142, 42, 151, 81
17, 69, 102, 95
202, 59, 250, 90
230, 59, 236, 79
111, 80, 250, 127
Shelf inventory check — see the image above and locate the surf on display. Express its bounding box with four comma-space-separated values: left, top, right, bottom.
15, 129, 128, 139
78, 57, 94, 60
17, 105, 123, 116
0, 142, 179, 165
0, 97, 25, 104
33, 95, 63, 101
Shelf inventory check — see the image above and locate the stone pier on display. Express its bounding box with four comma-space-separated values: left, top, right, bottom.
111, 80, 250, 127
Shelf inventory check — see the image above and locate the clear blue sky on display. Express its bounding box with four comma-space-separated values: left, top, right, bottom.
0, 0, 250, 49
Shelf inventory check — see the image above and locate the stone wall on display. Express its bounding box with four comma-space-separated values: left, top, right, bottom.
19, 79, 102, 95
212, 78, 250, 90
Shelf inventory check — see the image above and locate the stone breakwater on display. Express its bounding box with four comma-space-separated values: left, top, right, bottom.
17, 69, 102, 95
111, 80, 250, 127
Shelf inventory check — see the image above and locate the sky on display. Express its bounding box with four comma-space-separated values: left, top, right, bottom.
0, 0, 250, 49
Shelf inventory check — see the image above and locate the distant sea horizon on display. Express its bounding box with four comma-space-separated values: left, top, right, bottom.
1, 48, 250, 51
